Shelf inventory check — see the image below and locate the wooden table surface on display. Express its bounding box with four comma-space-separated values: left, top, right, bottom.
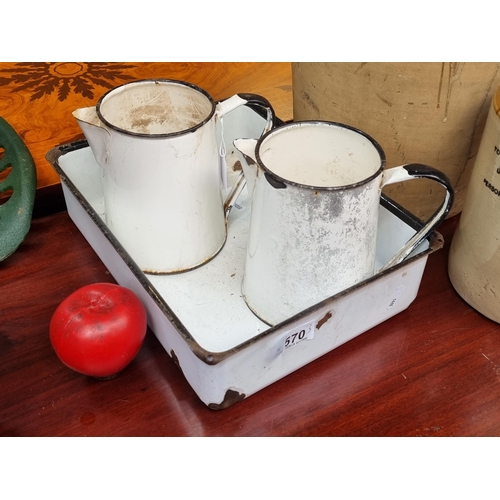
3, 63, 500, 437
3, 210, 500, 436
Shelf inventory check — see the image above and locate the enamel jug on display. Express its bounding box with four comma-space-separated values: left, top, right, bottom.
73, 79, 274, 274
234, 121, 454, 326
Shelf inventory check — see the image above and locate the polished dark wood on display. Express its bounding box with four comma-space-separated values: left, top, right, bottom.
2, 210, 500, 436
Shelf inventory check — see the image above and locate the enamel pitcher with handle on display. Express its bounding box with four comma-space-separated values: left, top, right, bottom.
234, 120, 454, 326
73, 79, 275, 274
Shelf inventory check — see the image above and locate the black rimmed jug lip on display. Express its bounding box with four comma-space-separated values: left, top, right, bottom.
254, 120, 387, 191
95, 78, 217, 138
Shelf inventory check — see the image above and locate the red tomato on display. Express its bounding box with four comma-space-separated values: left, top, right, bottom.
50, 283, 147, 379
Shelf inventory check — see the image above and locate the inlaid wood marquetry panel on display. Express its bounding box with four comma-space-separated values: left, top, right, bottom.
0, 62, 292, 190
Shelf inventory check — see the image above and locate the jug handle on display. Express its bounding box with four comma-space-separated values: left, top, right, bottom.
378, 163, 454, 272
217, 93, 276, 219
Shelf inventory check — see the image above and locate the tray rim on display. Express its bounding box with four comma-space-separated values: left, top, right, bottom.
46, 139, 444, 366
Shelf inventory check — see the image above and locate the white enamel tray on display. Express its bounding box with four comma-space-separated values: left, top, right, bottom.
47, 106, 443, 409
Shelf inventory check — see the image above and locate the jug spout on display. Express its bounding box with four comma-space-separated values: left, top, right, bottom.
72, 106, 110, 167
234, 138, 259, 197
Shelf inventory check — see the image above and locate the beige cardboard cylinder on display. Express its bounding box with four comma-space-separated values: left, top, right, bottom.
292, 62, 500, 219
